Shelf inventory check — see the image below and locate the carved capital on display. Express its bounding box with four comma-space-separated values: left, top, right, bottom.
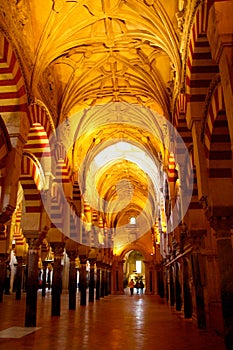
209, 216, 233, 239
26, 236, 41, 251
190, 230, 206, 252
88, 257, 96, 266
0, 204, 15, 224
96, 260, 102, 268
16, 256, 24, 265
0, 223, 7, 240
179, 223, 189, 247
79, 254, 88, 265
66, 249, 78, 261
0, 253, 9, 264
50, 241, 65, 258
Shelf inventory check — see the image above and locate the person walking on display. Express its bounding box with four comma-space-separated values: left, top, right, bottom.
139, 280, 144, 294
135, 281, 140, 294
128, 279, 135, 296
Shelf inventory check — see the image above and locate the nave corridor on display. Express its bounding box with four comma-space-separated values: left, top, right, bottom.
0, 290, 225, 350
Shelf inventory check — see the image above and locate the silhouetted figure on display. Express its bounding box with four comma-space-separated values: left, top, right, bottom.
135, 281, 140, 294
139, 280, 144, 294
129, 279, 135, 296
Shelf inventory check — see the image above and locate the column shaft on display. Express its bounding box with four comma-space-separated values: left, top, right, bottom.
89, 259, 96, 302
50, 242, 65, 316
25, 237, 40, 327
15, 256, 23, 300
79, 256, 87, 306
96, 263, 101, 300
0, 254, 8, 302
211, 217, 233, 350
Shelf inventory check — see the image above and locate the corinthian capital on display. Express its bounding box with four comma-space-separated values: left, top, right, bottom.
50, 241, 65, 258
209, 216, 233, 238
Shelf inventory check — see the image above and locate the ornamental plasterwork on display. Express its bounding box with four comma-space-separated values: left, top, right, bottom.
179, 0, 204, 90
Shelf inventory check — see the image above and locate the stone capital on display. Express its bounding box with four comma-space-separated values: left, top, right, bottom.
16, 256, 24, 265
79, 254, 88, 264
209, 216, 233, 239
0, 205, 15, 224
50, 241, 65, 258
88, 257, 96, 265
66, 249, 78, 261
0, 253, 9, 264
26, 236, 41, 251
190, 230, 206, 252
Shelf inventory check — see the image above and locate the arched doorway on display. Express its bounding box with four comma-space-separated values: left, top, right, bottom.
123, 250, 145, 294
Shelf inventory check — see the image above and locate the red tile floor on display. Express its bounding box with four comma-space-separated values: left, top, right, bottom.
0, 289, 225, 350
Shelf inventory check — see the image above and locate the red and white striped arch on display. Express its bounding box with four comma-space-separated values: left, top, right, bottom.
203, 83, 231, 178
168, 153, 177, 184
13, 209, 25, 247
186, 2, 219, 118
50, 181, 65, 231
20, 154, 44, 213
27, 103, 54, 140
0, 34, 27, 114
54, 143, 72, 201
24, 103, 55, 160
0, 115, 11, 166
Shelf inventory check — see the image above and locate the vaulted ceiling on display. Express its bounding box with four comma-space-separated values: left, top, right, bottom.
0, 0, 185, 243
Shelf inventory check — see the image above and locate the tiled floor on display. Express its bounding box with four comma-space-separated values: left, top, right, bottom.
0, 289, 225, 350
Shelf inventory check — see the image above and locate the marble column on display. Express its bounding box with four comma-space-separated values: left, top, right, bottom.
41, 261, 48, 297
0, 253, 8, 302
157, 268, 164, 298
15, 256, 23, 300
47, 264, 52, 290
89, 258, 96, 302
191, 232, 206, 329
116, 260, 124, 294
107, 268, 111, 295
25, 236, 40, 327
169, 266, 175, 306
66, 249, 78, 310
183, 258, 193, 319
79, 255, 87, 306
144, 260, 156, 295
95, 261, 101, 300
210, 216, 233, 349
100, 264, 106, 298
50, 242, 65, 316
104, 265, 109, 296
175, 262, 182, 311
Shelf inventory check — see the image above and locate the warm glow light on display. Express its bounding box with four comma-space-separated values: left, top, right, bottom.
94, 142, 158, 181
136, 260, 142, 273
